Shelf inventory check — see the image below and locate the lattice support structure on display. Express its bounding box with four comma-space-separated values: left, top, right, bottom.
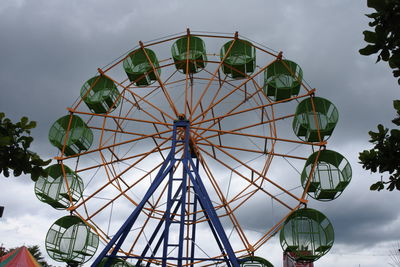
92, 119, 240, 267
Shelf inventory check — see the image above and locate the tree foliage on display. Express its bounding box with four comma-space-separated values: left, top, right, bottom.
27, 245, 53, 267
359, 0, 400, 84
0, 245, 6, 258
359, 100, 400, 191
0, 112, 50, 181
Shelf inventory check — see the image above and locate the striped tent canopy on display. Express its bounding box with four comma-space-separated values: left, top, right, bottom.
0, 246, 41, 267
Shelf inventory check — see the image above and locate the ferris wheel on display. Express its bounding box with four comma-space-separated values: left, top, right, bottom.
34, 29, 352, 267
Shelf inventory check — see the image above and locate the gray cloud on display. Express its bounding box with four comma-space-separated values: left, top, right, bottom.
1, 1, 399, 266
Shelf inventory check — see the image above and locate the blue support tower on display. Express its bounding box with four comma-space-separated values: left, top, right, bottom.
92, 119, 240, 267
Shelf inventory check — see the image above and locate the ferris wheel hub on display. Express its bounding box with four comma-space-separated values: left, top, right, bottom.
177, 113, 187, 121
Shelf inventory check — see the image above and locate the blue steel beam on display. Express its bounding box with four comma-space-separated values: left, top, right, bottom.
91, 153, 175, 267
137, 185, 183, 267
92, 120, 239, 267
185, 157, 239, 267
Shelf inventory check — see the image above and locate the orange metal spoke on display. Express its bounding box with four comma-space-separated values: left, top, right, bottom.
89, 125, 171, 141
301, 148, 322, 200
103, 47, 141, 74
76, 145, 172, 173
56, 128, 173, 161
129, 182, 170, 253
192, 121, 324, 147
190, 34, 238, 120
84, 163, 160, 220
141, 33, 184, 49
253, 203, 302, 250
243, 38, 280, 58
118, 93, 171, 130
189, 33, 236, 40
194, 151, 252, 253
195, 145, 294, 211
199, 66, 229, 111
100, 71, 176, 122
74, 210, 110, 243
192, 114, 287, 141
69, 138, 172, 211
192, 90, 313, 127
228, 189, 260, 217
140, 41, 180, 117
82, 144, 185, 221
192, 131, 303, 205
184, 29, 190, 115
209, 143, 303, 203
191, 58, 278, 124
190, 86, 268, 140
196, 142, 307, 160
281, 59, 313, 92
67, 108, 172, 128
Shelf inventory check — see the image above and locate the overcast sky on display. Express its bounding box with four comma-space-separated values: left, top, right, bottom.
1, 1, 400, 267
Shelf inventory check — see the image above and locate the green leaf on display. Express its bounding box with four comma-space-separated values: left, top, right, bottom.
390, 129, 400, 139
0, 113, 48, 180
368, 20, 378, 27
363, 31, 378, 43
389, 60, 397, 69
392, 117, 400, 126
377, 124, 386, 134
30, 171, 39, 182
393, 100, 400, 112
388, 181, 396, 191
365, 12, 379, 19
367, 0, 387, 10
381, 49, 390, 61
42, 159, 51, 167
359, 45, 380, 56
20, 117, 28, 126
3, 167, 9, 177
378, 182, 385, 190
0, 136, 12, 146
13, 169, 22, 177
375, 25, 386, 38
25, 121, 36, 130
19, 136, 33, 149
388, 54, 400, 69
370, 181, 383, 190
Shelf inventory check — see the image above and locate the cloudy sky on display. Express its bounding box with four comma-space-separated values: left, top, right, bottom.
1, 0, 400, 266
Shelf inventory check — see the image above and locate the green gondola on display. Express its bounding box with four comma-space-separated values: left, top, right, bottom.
123, 48, 160, 86
80, 75, 120, 114
240, 256, 274, 267
34, 164, 83, 209
48, 115, 93, 156
292, 97, 338, 142
264, 60, 303, 101
98, 258, 134, 266
301, 150, 352, 200
46, 215, 99, 265
220, 39, 256, 79
280, 208, 334, 262
171, 36, 207, 73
